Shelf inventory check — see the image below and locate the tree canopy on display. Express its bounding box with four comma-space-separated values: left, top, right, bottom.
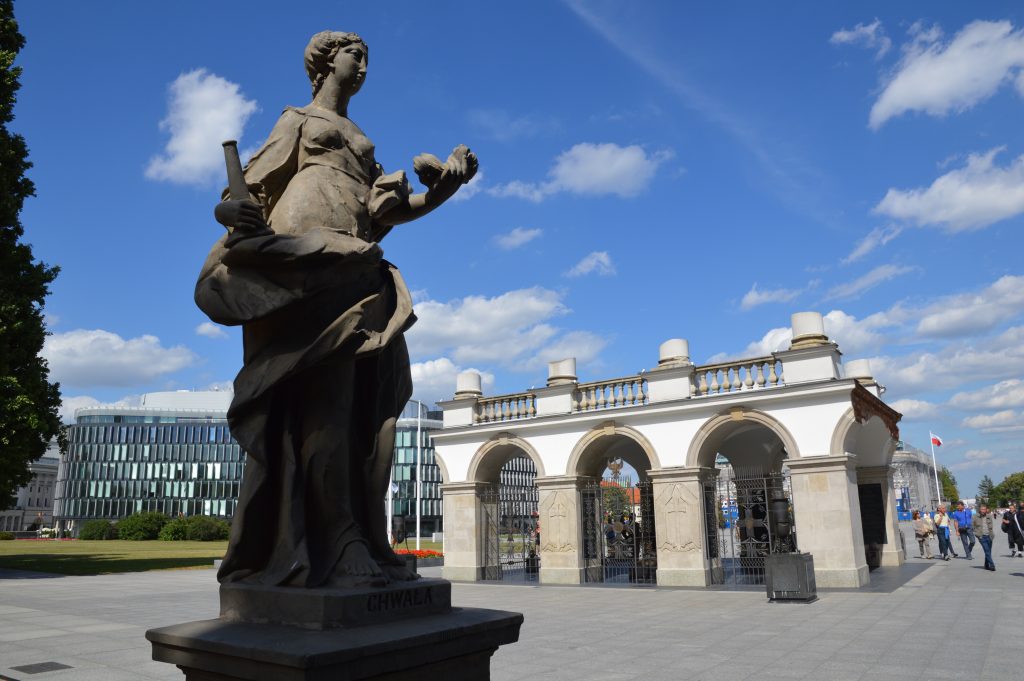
0, 0, 62, 509
992, 472, 1024, 507
977, 475, 994, 507
938, 466, 959, 506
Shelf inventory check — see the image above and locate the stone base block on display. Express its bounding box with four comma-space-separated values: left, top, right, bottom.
219, 579, 450, 630
656, 567, 710, 587
147, 607, 523, 681
814, 565, 870, 588
539, 567, 582, 585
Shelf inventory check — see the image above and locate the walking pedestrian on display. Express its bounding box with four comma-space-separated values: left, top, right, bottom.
951, 501, 975, 560
911, 511, 934, 559
934, 505, 953, 561
1002, 503, 1024, 557
972, 504, 997, 571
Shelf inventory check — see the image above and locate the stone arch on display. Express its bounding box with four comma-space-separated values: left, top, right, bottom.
567, 421, 661, 478
466, 432, 545, 484
832, 407, 898, 469
432, 449, 451, 485
685, 407, 801, 470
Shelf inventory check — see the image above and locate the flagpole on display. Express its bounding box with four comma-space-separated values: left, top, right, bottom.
415, 400, 422, 551
929, 431, 942, 508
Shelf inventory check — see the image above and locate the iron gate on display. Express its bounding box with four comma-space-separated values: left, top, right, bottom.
582, 479, 657, 584
703, 472, 795, 587
479, 485, 539, 582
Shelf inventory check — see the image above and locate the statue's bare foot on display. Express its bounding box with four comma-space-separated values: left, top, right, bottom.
381, 563, 420, 582
326, 542, 388, 588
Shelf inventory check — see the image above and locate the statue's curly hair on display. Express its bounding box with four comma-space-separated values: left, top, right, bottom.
304, 30, 367, 97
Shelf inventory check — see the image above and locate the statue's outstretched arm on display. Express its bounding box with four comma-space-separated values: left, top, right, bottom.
374, 145, 477, 227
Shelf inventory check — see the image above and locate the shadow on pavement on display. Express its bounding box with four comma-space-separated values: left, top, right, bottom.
822, 561, 932, 593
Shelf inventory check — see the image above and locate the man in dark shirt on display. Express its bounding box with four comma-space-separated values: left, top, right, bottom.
951, 501, 975, 560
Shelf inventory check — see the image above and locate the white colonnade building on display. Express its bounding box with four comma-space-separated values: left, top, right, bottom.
432, 312, 904, 589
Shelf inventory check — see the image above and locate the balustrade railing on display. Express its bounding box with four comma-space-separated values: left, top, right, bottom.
573, 376, 648, 412
474, 393, 537, 424
691, 356, 783, 397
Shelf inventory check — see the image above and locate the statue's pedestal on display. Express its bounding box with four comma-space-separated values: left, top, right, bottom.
146, 580, 522, 680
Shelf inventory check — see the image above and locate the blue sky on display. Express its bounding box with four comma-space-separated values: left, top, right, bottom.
13, 1, 1024, 494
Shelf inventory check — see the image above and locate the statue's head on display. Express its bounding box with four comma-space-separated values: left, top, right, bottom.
305, 31, 368, 97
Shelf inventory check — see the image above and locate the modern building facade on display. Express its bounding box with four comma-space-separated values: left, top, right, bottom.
389, 401, 445, 536
0, 440, 59, 532
54, 390, 241, 536
891, 441, 938, 516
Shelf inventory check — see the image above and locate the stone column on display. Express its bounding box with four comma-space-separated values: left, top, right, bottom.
441, 481, 489, 582
787, 455, 870, 588
649, 467, 715, 586
857, 465, 905, 567
536, 476, 587, 585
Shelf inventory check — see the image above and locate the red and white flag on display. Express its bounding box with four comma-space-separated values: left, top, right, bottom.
930, 433, 943, 447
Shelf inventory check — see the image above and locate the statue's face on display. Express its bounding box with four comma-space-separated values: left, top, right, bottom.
332, 42, 367, 95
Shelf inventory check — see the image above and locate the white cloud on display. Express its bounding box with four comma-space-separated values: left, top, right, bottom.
566, 251, 616, 278
740, 283, 801, 311
58, 394, 142, 424
494, 227, 542, 250
407, 287, 605, 370
145, 69, 258, 185
915, 275, 1024, 337
42, 329, 196, 388
522, 330, 607, 373
950, 379, 1024, 410
489, 143, 672, 202
450, 169, 485, 202
950, 448, 1011, 471
962, 410, 1023, 431
870, 20, 1024, 129
842, 225, 902, 264
826, 264, 915, 300
830, 19, 892, 59
410, 358, 495, 406
874, 148, 1024, 232
889, 398, 939, 421
195, 321, 228, 339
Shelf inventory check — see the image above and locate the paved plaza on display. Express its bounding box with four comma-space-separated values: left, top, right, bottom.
1, 541, 1022, 681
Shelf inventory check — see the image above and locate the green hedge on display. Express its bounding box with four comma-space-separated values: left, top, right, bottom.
159, 515, 230, 541
116, 512, 168, 540
0, 531, 14, 540
79, 519, 118, 540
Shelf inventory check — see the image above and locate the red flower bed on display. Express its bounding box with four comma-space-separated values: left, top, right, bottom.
394, 549, 443, 559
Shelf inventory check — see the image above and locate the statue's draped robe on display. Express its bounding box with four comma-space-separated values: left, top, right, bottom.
195, 106, 415, 587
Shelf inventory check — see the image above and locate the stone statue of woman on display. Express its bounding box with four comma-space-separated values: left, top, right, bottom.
195, 30, 477, 588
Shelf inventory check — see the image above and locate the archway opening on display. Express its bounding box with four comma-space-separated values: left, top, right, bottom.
575, 432, 658, 585
696, 418, 796, 588
843, 415, 901, 570
473, 442, 540, 583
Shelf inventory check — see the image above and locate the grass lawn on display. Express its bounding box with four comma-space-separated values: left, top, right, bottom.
0, 539, 444, 576
0, 540, 228, 576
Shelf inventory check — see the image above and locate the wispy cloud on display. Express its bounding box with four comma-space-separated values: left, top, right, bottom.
146, 69, 258, 186
826, 264, 915, 300
42, 329, 196, 388
195, 321, 228, 339
467, 109, 559, 142
740, 283, 802, 311
830, 19, 892, 59
494, 227, 542, 250
842, 225, 902, 264
566, 251, 616, 278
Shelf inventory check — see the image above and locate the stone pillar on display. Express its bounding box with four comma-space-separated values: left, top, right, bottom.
646, 339, 695, 403
774, 311, 842, 384
649, 467, 715, 586
536, 476, 586, 585
787, 455, 870, 588
857, 465, 905, 567
441, 481, 489, 582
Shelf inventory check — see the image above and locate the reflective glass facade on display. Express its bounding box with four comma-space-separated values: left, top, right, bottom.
389, 402, 444, 535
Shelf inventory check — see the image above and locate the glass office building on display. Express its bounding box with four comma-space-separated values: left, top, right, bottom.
54, 391, 449, 539
54, 390, 241, 536
389, 401, 445, 536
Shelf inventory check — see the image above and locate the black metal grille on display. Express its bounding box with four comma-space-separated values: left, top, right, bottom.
479, 484, 539, 582
581, 479, 657, 585
704, 472, 795, 587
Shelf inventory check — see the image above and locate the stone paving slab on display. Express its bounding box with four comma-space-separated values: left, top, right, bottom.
0, 545, 1021, 680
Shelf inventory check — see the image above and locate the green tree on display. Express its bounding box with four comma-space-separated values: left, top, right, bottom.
992, 472, 1024, 507
0, 1, 61, 510
977, 475, 995, 506
938, 466, 959, 506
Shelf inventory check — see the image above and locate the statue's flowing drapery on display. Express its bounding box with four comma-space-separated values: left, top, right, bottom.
195, 106, 415, 587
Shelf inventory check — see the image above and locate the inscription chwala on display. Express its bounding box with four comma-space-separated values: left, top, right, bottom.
366, 587, 435, 613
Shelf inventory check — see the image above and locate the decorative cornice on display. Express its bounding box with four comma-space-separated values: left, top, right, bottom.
850, 382, 901, 441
